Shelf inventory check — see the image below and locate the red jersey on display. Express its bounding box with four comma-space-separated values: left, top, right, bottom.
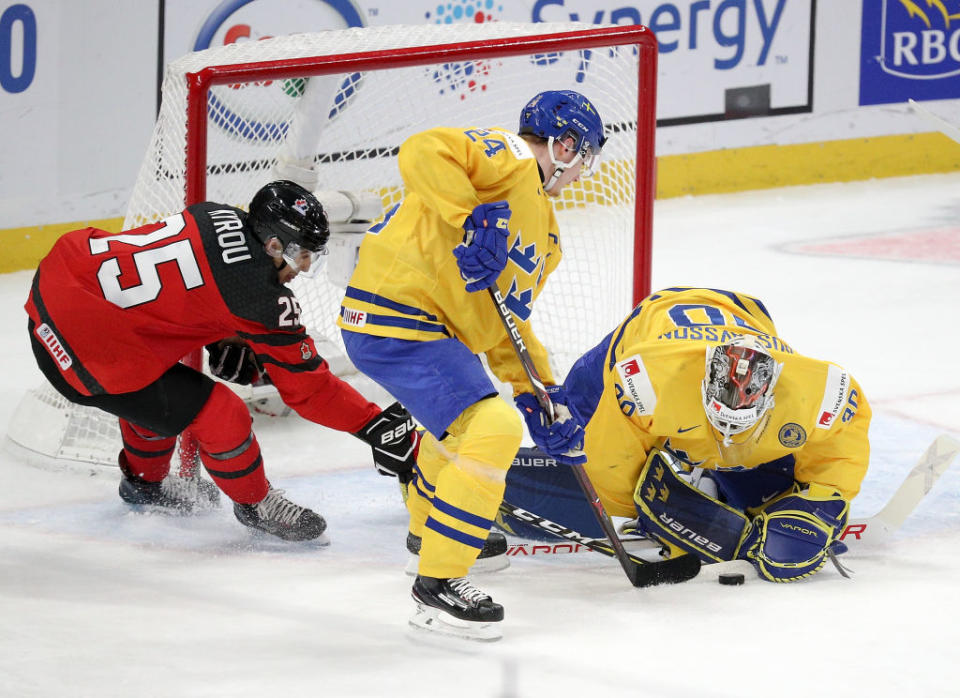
26, 202, 377, 432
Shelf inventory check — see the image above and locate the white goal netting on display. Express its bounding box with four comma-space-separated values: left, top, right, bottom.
9, 22, 656, 467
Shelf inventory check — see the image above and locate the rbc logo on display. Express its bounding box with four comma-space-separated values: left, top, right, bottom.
878, 0, 960, 79
860, 0, 960, 105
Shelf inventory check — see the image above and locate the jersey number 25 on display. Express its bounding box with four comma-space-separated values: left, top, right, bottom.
88, 214, 205, 309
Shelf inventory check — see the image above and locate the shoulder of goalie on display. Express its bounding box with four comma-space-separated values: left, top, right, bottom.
631, 448, 848, 582
352, 401, 420, 484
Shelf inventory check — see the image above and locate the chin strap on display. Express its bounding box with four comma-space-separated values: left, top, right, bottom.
542, 136, 584, 194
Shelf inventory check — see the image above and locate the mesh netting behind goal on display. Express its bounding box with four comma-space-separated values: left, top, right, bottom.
127, 21, 657, 379
8, 22, 657, 468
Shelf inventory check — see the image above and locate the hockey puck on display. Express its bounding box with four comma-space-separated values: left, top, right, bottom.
718, 572, 745, 586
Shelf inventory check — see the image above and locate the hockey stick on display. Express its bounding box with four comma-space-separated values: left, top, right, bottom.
504, 435, 960, 563
497, 499, 702, 586
908, 99, 960, 145
837, 434, 960, 545
487, 286, 701, 587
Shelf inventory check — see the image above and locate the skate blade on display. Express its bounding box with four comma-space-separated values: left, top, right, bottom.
404, 553, 509, 576
408, 604, 502, 642
242, 529, 332, 547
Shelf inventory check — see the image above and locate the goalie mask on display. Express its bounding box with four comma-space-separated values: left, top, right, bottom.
518, 90, 606, 191
248, 180, 329, 278
701, 336, 783, 445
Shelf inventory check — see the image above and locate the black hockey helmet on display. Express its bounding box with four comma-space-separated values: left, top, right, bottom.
248, 180, 329, 277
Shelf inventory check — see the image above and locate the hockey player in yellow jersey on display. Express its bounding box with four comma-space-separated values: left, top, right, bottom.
499, 287, 871, 583
338, 90, 605, 638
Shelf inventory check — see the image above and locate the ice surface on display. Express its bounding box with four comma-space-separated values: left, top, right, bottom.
2, 173, 959, 697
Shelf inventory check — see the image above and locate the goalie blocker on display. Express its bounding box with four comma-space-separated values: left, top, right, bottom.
631, 449, 849, 582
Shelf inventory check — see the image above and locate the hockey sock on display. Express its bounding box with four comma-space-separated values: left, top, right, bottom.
118, 420, 176, 481
406, 431, 454, 538
418, 397, 522, 579
190, 383, 269, 504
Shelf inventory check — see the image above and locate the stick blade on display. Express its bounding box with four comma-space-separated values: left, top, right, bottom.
629, 553, 702, 588
874, 434, 960, 530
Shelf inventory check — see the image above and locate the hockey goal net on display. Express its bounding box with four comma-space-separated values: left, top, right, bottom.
8, 21, 657, 466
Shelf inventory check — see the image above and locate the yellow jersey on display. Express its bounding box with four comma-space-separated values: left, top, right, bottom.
577, 287, 871, 515
338, 126, 562, 389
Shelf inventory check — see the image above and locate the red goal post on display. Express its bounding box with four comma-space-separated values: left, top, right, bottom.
126, 21, 658, 382
180, 24, 658, 304
8, 23, 659, 471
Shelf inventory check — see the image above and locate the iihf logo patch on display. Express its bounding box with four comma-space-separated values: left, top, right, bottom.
293, 198, 309, 215
35, 323, 73, 371
778, 423, 807, 448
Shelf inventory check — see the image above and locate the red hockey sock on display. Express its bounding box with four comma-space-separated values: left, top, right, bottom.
118, 419, 176, 482
190, 383, 269, 504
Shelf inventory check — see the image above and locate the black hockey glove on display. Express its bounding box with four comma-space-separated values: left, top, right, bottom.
353, 402, 420, 484
206, 340, 261, 385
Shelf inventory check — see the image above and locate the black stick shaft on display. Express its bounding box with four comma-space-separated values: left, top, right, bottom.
487, 286, 644, 586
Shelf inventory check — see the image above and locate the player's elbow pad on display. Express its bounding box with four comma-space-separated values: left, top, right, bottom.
745, 489, 849, 583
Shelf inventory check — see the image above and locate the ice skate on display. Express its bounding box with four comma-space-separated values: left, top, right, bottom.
409, 575, 503, 642
118, 452, 220, 513
404, 530, 509, 575
233, 487, 327, 542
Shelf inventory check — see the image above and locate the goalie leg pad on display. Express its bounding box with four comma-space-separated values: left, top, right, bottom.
632, 449, 753, 563
747, 487, 849, 582
495, 447, 605, 540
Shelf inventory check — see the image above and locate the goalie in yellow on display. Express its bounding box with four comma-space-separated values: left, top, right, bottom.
499, 286, 871, 583
338, 90, 604, 639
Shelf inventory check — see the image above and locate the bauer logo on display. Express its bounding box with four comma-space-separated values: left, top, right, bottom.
859, 0, 960, 105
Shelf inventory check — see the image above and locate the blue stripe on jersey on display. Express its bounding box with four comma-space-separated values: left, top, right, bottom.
607, 303, 645, 371
355, 311, 450, 336
425, 516, 486, 549
344, 286, 439, 321
414, 463, 436, 493
432, 497, 492, 530
661, 286, 772, 322
413, 476, 434, 502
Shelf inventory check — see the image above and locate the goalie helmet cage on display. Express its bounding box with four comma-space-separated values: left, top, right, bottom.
7, 22, 657, 468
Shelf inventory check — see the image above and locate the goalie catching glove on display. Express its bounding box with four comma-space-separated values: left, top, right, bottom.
742, 485, 849, 582
453, 200, 511, 292
206, 339, 261, 385
515, 386, 586, 465
630, 448, 849, 582
353, 402, 420, 484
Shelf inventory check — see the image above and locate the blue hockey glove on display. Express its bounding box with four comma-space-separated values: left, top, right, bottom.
742, 486, 850, 582
453, 200, 511, 292
515, 386, 586, 465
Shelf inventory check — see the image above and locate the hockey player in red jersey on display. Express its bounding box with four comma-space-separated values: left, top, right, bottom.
25, 180, 418, 541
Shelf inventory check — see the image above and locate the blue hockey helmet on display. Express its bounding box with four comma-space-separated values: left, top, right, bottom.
518, 90, 606, 180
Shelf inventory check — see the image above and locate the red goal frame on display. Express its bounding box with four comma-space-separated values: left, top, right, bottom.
182, 25, 659, 303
